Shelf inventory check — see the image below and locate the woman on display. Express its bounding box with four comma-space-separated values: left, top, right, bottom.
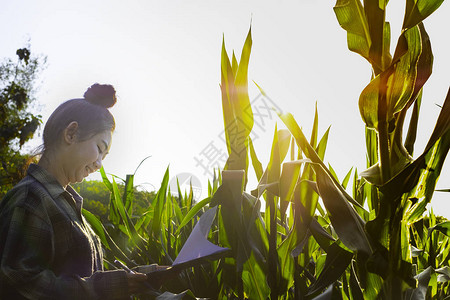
0, 84, 149, 299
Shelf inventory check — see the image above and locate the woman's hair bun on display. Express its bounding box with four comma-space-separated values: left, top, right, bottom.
83, 83, 117, 108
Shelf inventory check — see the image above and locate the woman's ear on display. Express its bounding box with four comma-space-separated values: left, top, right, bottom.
64, 121, 79, 144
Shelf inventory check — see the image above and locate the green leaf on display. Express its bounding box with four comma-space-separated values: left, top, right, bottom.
404, 90, 422, 155
249, 137, 263, 182
231, 51, 238, 78
111, 178, 147, 251
151, 167, 170, 237
309, 217, 336, 252
403, 0, 445, 30
380, 88, 450, 201
99, 166, 113, 190
349, 260, 364, 300
123, 174, 134, 216
306, 242, 353, 296
429, 221, 450, 238
314, 163, 372, 254
215, 170, 245, 252
279, 112, 364, 210
436, 266, 450, 283
333, 0, 371, 60
175, 197, 212, 235
316, 126, 330, 162
155, 290, 197, 300
387, 26, 422, 117
405, 198, 428, 224
358, 23, 431, 132
111, 178, 131, 235
82, 208, 133, 265
404, 266, 433, 299
242, 252, 270, 300
364, 0, 391, 72
341, 167, 353, 189
82, 208, 110, 250
268, 128, 291, 183
310, 102, 319, 149
221, 27, 253, 174
279, 160, 302, 219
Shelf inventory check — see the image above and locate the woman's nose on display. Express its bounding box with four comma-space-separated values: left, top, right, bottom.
93, 156, 102, 171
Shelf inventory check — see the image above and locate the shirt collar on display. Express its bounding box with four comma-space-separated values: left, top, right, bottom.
27, 163, 83, 204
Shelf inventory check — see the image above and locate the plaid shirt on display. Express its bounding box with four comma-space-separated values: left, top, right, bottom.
0, 164, 129, 300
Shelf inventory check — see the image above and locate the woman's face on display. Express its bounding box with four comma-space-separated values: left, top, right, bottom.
62, 130, 112, 184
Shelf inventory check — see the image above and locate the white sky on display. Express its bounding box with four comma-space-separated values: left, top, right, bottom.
1, 0, 449, 217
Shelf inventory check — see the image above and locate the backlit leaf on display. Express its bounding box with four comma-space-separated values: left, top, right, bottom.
333, 0, 371, 60
403, 0, 445, 30
306, 242, 353, 296
175, 197, 212, 235
151, 167, 170, 237
314, 163, 372, 254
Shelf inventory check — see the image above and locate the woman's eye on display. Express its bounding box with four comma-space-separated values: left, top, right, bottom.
97, 146, 102, 153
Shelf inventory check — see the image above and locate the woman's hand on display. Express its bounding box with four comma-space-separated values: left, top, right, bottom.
126, 272, 149, 294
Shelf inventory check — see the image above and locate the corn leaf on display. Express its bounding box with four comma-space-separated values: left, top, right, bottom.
380, 88, 450, 200
242, 252, 270, 300
82, 208, 133, 265
221, 28, 253, 173
333, 0, 371, 61
405, 90, 422, 155
358, 24, 429, 131
279, 160, 302, 219
403, 0, 445, 30
123, 174, 134, 216
249, 137, 263, 182
316, 127, 330, 162
82, 208, 110, 250
306, 242, 354, 296
310, 103, 319, 149
231, 51, 238, 78
314, 163, 372, 254
404, 266, 433, 299
279, 112, 364, 209
175, 197, 212, 235
151, 166, 170, 237
429, 221, 450, 238
99, 166, 113, 190
349, 261, 364, 300
309, 217, 336, 252
363, 0, 391, 72
111, 178, 147, 250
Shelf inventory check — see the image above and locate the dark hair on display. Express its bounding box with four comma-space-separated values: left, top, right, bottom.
42, 83, 116, 153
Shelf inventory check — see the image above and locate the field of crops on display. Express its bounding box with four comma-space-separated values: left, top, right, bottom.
83, 1, 450, 299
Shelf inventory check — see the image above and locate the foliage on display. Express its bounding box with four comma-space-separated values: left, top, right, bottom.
82, 166, 221, 299
0, 46, 46, 197
74, 179, 155, 222
82, 1, 450, 299
334, 0, 450, 297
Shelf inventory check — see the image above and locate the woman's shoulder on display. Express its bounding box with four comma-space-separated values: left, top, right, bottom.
0, 175, 53, 220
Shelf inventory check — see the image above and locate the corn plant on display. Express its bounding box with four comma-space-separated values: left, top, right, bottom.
212, 27, 358, 299
211, 0, 450, 296
82, 162, 227, 299
332, 0, 450, 298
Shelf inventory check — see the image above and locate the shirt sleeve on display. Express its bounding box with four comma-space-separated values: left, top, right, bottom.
0, 206, 130, 300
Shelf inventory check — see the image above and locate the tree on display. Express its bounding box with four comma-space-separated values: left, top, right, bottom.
73, 179, 156, 223
0, 46, 46, 197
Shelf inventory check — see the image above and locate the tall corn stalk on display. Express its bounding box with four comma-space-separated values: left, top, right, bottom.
216, 0, 450, 297
330, 0, 450, 298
